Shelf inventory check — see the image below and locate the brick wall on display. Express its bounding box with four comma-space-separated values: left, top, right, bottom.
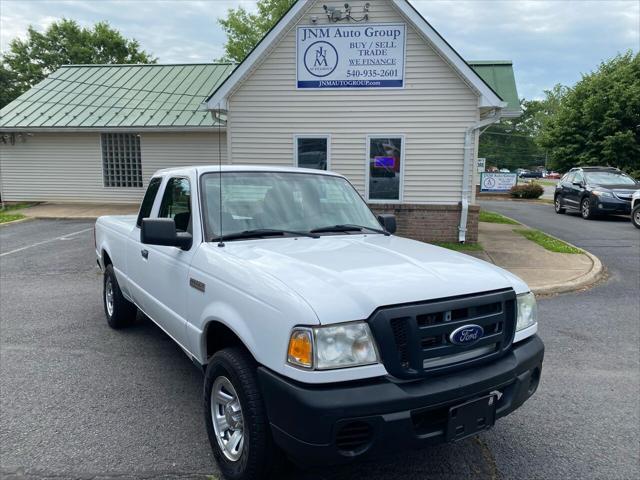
369, 203, 480, 243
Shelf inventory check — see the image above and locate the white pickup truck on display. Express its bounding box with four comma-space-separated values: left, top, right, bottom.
95, 166, 544, 480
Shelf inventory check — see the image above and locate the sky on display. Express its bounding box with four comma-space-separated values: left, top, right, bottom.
0, 0, 638, 99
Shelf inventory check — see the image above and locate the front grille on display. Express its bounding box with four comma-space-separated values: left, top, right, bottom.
368, 289, 516, 379
613, 190, 634, 202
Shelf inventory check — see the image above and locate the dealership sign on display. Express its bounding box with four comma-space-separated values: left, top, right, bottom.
297, 24, 405, 89
480, 173, 518, 192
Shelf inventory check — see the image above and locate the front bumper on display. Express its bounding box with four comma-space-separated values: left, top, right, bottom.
258, 335, 544, 466
590, 196, 631, 214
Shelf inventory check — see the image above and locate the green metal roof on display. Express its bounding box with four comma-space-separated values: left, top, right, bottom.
0, 63, 235, 130
468, 61, 520, 114
0, 60, 520, 129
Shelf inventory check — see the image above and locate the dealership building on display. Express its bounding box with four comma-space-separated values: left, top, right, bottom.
0, 0, 519, 242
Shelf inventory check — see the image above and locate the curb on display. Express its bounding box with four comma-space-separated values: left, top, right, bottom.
480, 212, 606, 296
531, 248, 603, 296
0, 216, 34, 227
27, 215, 100, 220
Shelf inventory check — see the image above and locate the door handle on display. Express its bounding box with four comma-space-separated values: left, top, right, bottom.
141, 249, 148, 259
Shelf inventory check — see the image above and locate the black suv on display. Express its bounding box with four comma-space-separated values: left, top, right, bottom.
554, 167, 640, 219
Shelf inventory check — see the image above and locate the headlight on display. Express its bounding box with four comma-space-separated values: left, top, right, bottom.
516, 292, 538, 331
287, 322, 379, 370
592, 190, 613, 198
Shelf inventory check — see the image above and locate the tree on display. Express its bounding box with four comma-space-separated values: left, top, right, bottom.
479, 100, 547, 171
218, 0, 296, 63
1, 19, 156, 107
539, 52, 640, 177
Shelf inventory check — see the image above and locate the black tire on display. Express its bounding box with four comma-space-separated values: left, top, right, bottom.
632, 205, 640, 229
103, 264, 137, 329
204, 348, 283, 480
554, 195, 566, 214
581, 197, 594, 220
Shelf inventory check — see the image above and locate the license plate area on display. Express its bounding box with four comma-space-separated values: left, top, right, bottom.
446, 394, 497, 442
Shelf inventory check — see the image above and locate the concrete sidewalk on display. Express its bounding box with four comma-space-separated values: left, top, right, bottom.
21, 202, 138, 219
473, 222, 602, 295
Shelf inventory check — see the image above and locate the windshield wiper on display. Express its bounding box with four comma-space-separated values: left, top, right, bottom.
309, 224, 389, 235
213, 228, 319, 242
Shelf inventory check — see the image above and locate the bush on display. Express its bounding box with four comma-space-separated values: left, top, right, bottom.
510, 183, 544, 199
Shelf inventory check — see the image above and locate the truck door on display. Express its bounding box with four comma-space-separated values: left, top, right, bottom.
126, 176, 163, 311
138, 176, 195, 347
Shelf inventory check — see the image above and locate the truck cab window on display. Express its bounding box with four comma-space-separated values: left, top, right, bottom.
159, 177, 192, 233
136, 177, 162, 228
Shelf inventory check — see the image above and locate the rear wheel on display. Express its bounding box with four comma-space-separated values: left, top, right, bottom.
204, 348, 284, 480
103, 264, 137, 329
554, 195, 566, 214
632, 205, 640, 229
581, 197, 594, 220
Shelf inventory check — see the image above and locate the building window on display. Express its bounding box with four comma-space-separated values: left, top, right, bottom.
295, 135, 330, 170
101, 133, 143, 187
367, 136, 403, 201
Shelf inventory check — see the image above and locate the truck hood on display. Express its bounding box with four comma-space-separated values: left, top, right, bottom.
217, 235, 528, 324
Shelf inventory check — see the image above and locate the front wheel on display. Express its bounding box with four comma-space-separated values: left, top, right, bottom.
581, 198, 594, 220
554, 196, 566, 214
204, 348, 283, 480
632, 205, 640, 229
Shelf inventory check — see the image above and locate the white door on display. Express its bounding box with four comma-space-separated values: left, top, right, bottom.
126, 176, 163, 312
139, 176, 195, 348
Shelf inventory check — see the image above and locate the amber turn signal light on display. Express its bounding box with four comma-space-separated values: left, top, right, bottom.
287, 329, 313, 368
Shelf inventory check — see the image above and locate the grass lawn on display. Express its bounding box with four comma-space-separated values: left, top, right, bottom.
513, 228, 583, 254
0, 202, 32, 224
479, 210, 520, 225
534, 179, 558, 187
433, 241, 484, 252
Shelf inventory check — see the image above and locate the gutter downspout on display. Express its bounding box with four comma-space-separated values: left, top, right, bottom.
459, 109, 502, 243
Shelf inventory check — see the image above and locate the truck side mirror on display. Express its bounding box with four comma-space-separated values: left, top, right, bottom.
377, 214, 397, 234
141, 218, 192, 250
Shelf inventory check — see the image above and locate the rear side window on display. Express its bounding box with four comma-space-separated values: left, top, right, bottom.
158, 177, 192, 233
136, 177, 162, 227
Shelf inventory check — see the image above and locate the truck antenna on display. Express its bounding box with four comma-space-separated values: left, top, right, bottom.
217, 104, 225, 248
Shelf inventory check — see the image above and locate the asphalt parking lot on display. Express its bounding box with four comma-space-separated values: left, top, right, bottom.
1, 207, 638, 479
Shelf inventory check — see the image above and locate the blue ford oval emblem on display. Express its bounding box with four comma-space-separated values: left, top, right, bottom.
449, 325, 484, 346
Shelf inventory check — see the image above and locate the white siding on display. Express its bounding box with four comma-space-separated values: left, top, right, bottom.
0, 131, 225, 203
227, 0, 480, 204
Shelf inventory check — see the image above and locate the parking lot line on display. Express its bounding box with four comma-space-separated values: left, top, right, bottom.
0, 227, 93, 257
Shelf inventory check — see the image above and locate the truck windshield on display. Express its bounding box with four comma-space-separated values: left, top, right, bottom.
200, 171, 383, 241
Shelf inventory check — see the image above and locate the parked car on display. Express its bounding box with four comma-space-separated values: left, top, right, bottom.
519, 170, 543, 179
554, 166, 640, 219
546, 172, 561, 180
632, 190, 640, 229
95, 166, 544, 480
499, 168, 510, 173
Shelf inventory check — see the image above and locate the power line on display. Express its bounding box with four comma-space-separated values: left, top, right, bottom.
3, 94, 210, 116
481, 131, 537, 139
43, 71, 224, 99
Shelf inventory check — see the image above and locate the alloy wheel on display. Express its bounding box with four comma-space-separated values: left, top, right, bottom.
211, 376, 245, 462
105, 278, 114, 317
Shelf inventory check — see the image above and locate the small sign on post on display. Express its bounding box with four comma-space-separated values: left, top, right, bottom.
480, 173, 518, 192
477, 158, 486, 173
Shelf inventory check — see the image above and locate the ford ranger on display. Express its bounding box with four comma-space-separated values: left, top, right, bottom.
95, 166, 544, 480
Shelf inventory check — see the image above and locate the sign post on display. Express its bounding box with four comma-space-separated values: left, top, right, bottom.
297, 24, 406, 89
